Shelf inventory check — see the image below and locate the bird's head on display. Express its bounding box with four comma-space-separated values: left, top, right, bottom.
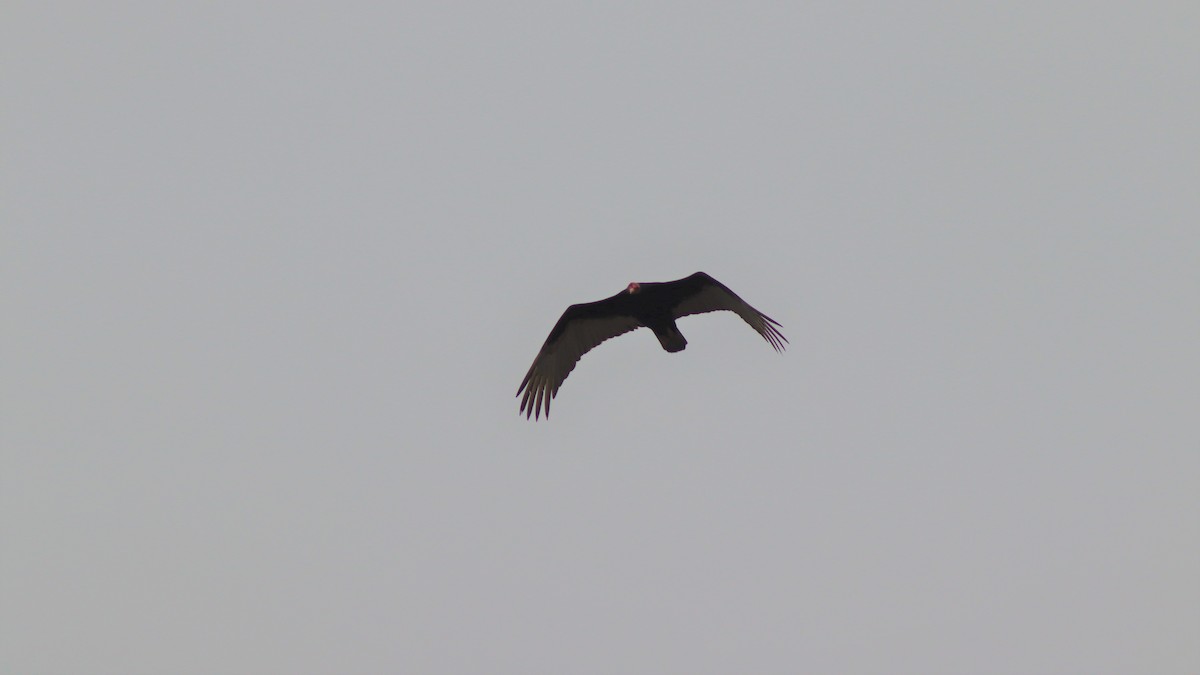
626, 282, 641, 294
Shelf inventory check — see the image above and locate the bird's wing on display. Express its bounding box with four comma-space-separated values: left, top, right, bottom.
668, 272, 788, 351
517, 301, 642, 420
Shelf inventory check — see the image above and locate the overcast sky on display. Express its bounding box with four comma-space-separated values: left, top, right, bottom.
3, 3, 1198, 674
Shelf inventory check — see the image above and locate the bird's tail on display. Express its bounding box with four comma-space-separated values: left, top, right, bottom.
654, 324, 688, 353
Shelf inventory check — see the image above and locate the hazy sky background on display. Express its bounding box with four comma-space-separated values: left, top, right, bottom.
3, 3, 1197, 673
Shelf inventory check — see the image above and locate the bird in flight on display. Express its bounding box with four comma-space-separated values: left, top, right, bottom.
517, 272, 786, 419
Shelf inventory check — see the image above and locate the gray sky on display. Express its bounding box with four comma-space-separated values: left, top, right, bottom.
3, 3, 1197, 673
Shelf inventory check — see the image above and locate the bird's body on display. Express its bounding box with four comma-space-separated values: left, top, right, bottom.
517, 272, 786, 419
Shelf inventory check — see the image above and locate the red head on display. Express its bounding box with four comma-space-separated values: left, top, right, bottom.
626, 282, 641, 294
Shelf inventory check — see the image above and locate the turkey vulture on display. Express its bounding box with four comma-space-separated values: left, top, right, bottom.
517, 272, 786, 419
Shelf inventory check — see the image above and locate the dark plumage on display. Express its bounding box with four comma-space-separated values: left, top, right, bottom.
517, 272, 787, 419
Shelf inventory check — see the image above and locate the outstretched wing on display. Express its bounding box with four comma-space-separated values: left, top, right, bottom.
517, 299, 642, 420
667, 272, 788, 351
